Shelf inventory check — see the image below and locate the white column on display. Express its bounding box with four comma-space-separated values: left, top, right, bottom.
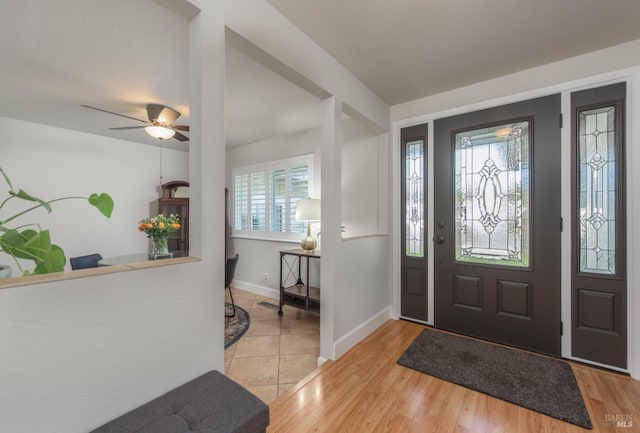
188, 0, 226, 370
320, 96, 342, 361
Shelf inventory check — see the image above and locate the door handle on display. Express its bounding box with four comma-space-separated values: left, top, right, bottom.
435, 236, 445, 244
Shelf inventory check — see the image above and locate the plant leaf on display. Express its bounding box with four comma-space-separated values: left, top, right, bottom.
0, 229, 66, 274
31, 243, 65, 274
89, 193, 114, 218
9, 189, 52, 212
0, 229, 39, 259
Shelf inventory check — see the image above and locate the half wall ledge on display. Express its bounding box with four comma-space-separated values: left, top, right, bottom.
0, 256, 201, 290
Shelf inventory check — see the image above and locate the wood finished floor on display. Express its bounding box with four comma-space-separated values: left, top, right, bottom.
268, 319, 640, 433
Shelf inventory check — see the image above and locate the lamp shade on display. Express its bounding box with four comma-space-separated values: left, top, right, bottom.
295, 198, 321, 221
145, 125, 176, 140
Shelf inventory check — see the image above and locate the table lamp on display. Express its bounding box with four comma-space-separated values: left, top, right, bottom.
295, 198, 321, 252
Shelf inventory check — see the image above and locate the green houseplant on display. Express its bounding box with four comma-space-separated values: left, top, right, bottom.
0, 166, 114, 276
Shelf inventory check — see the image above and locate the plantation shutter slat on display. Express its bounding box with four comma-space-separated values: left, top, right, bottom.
290, 164, 309, 233
234, 174, 249, 230
251, 172, 267, 231
271, 169, 287, 232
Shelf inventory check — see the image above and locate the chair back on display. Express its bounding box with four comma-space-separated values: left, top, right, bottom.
70, 254, 103, 270
225, 253, 239, 289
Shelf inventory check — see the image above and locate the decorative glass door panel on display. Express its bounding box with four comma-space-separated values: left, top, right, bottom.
435, 94, 561, 356
455, 121, 529, 267
578, 106, 617, 275
401, 124, 428, 322
571, 82, 627, 369
406, 140, 425, 258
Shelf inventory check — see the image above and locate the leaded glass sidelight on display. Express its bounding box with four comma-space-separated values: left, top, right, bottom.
405, 140, 424, 257
455, 122, 530, 267
578, 106, 617, 275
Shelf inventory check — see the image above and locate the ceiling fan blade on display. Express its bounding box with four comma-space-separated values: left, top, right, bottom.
81, 105, 148, 124
173, 131, 189, 142
147, 104, 180, 124
172, 124, 189, 131
109, 126, 147, 130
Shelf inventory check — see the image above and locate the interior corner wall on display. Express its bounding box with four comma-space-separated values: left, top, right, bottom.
334, 117, 391, 358
341, 117, 380, 238
0, 116, 189, 274
224, 0, 392, 364
333, 235, 390, 358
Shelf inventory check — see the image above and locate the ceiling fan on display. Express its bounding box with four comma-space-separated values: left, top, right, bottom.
81, 103, 189, 142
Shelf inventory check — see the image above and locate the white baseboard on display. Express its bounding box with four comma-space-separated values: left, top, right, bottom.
317, 356, 328, 367
232, 280, 279, 300
333, 306, 392, 359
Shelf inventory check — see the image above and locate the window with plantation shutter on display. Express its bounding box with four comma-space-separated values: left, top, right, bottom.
232, 155, 314, 240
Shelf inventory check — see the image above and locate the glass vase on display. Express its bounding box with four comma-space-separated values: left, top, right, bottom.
149, 235, 172, 260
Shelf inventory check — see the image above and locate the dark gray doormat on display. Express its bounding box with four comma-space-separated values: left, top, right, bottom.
398, 328, 592, 429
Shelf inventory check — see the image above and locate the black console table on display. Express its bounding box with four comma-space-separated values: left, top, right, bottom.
278, 249, 320, 316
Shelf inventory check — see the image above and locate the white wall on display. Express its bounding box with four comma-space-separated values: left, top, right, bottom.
0, 264, 216, 433
0, 1, 227, 431
230, 238, 320, 298
390, 39, 640, 379
341, 117, 379, 238
0, 116, 189, 275
333, 235, 390, 358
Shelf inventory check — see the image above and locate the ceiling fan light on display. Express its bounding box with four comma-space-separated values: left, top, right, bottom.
145, 125, 175, 140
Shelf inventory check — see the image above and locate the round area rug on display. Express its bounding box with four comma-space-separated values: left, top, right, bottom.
225, 303, 250, 349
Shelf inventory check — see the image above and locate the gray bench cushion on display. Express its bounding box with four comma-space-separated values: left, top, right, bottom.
91, 370, 269, 433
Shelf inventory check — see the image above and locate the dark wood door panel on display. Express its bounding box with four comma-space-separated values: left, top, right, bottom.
401, 266, 427, 321
434, 94, 562, 356
400, 123, 429, 322
571, 82, 627, 368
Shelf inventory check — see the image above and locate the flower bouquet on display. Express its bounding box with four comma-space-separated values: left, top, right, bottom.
138, 214, 181, 259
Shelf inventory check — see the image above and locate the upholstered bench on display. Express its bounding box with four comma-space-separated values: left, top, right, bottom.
91, 370, 269, 433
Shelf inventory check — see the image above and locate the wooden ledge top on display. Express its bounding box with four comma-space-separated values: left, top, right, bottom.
0, 256, 201, 289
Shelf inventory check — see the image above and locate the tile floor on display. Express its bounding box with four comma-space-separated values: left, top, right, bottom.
224, 287, 320, 404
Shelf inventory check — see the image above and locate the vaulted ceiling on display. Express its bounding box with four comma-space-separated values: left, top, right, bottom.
2, 0, 640, 150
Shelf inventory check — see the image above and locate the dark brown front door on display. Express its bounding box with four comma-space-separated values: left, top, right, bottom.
400, 124, 428, 322
434, 94, 562, 356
